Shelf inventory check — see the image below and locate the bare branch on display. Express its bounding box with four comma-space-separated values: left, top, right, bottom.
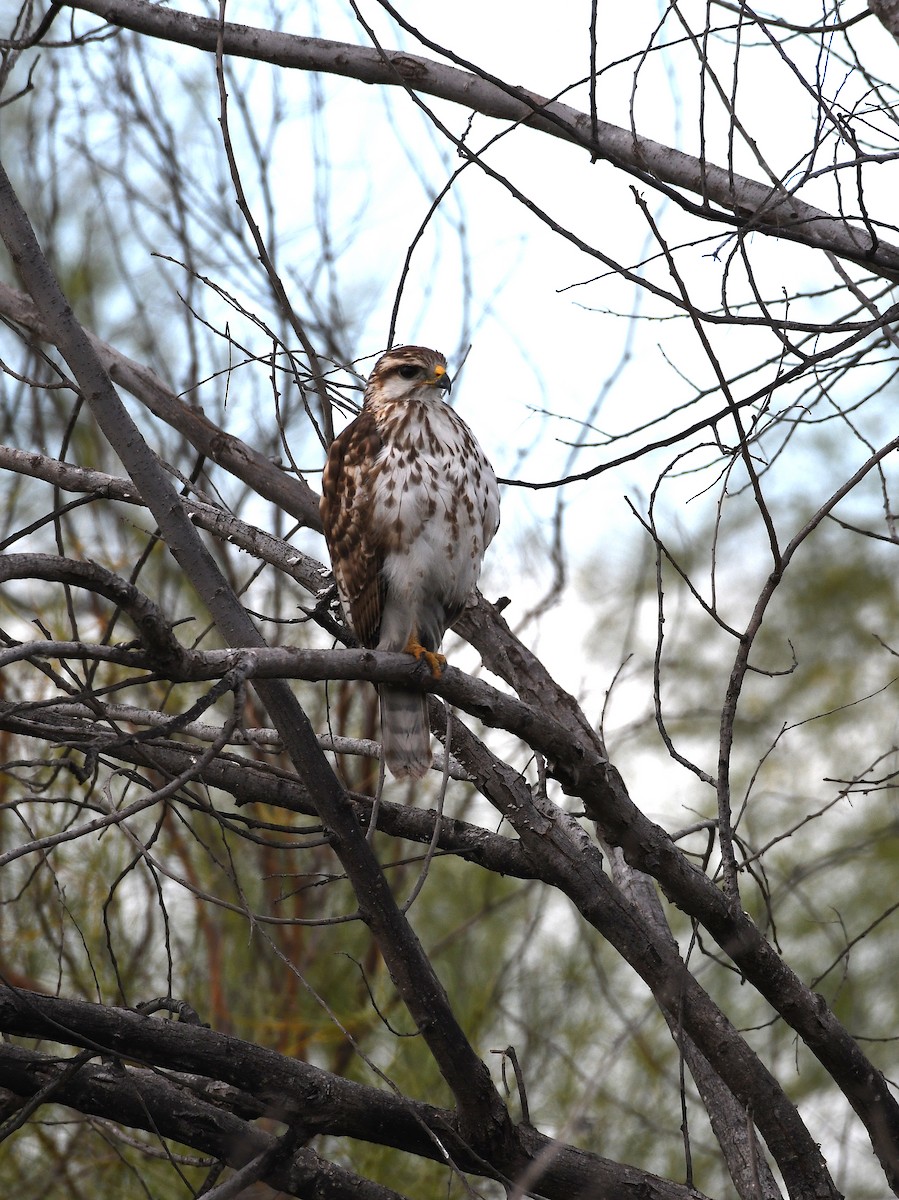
65, 0, 899, 279
0, 1043, 407, 1200
0, 991, 712, 1200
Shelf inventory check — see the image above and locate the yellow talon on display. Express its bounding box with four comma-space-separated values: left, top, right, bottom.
404, 636, 446, 678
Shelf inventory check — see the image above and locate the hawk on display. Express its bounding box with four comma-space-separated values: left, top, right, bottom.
320, 346, 500, 779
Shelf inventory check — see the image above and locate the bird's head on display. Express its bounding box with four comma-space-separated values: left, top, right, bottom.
364, 346, 452, 405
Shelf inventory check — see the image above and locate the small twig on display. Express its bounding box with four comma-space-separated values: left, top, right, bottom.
213, 0, 333, 444
401, 706, 452, 912
491, 1045, 529, 1125
197, 1134, 296, 1199
134, 997, 208, 1026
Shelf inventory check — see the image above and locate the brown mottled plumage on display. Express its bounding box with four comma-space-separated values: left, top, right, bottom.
320, 346, 500, 779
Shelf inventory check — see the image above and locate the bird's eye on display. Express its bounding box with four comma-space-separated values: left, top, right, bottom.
397, 365, 420, 380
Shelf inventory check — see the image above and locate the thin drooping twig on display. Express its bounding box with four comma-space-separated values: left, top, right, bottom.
213, 0, 334, 446
197, 1146, 291, 1200
631, 186, 782, 904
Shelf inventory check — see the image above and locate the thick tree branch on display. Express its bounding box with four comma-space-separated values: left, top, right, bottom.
0, 1043, 406, 1200
62, 0, 899, 280
17, 617, 894, 1193
601, 843, 783, 1200
457, 596, 899, 1193
0, 553, 188, 673
0, 672, 838, 1195
0, 991, 712, 1200
442, 714, 836, 1200
0, 605, 896, 1186
0, 577, 873, 1192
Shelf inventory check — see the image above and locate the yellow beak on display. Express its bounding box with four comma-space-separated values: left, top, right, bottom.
430, 365, 452, 392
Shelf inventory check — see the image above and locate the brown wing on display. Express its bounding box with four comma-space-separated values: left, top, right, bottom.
319, 411, 385, 648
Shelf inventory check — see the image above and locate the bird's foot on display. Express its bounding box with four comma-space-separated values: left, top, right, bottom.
404, 636, 446, 678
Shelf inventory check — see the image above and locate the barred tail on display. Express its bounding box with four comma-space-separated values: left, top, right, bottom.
379, 685, 431, 779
